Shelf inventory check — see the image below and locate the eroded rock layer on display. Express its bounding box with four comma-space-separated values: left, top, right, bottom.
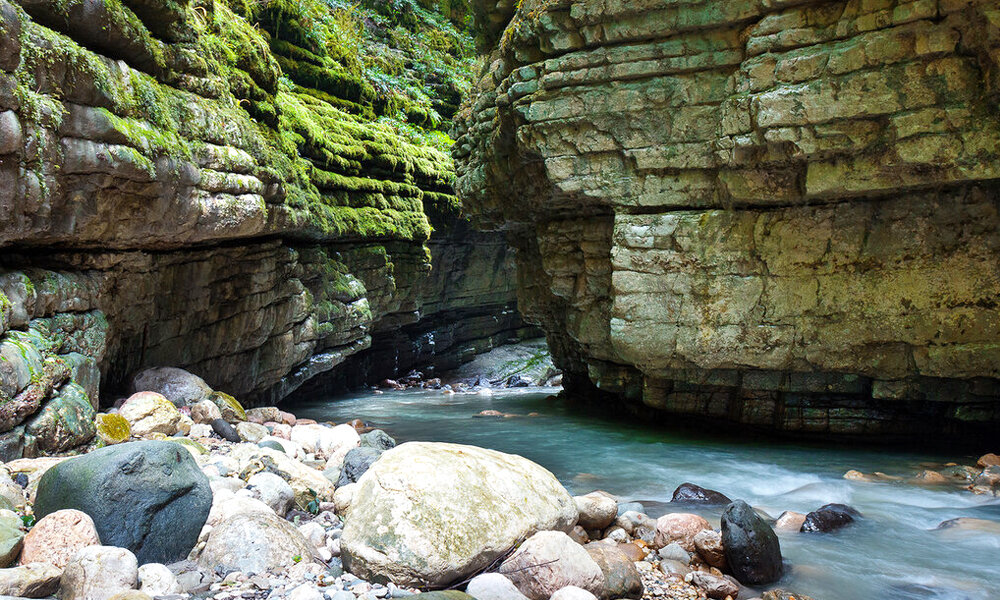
0, 0, 525, 453
456, 0, 1000, 438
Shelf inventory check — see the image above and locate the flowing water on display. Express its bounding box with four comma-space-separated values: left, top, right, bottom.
289, 387, 1000, 600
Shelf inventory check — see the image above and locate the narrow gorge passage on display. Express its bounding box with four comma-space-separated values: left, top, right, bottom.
0, 1, 998, 600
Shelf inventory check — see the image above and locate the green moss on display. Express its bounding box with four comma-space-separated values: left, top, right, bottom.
96, 413, 131, 445
210, 391, 247, 422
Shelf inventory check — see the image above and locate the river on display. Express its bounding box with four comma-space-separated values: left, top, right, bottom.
288, 387, 1000, 600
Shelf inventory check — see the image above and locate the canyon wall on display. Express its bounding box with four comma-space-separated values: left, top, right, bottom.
0, 0, 524, 455
456, 0, 1000, 439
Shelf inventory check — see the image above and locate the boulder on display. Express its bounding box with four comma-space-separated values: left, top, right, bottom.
585, 543, 643, 599
774, 511, 807, 532
60, 546, 138, 600
360, 429, 396, 451
342, 442, 577, 587
689, 571, 739, 600
693, 529, 726, 570
653, 513, 711, 552
670, 483, 732, 505
334, 482, 358, 515
33, 440, 212, 565
550, 587, 598, 600
336, 446, 382, 487
800, 503, 862, 533
500, 531, 604, 600
137, 563, 179, 596
721, 500, 783, 585
657, 542, 690, 564
0, 508, 23, 567
189, 400, 221, 425
658, 559, 690, 579
246, 472, 295, 516
197, 512, 317, 575
19, 509, 100, 568
465, 573, 530, 600
24, 382, 96, 455
977, 453, 1000, 468
209, 392, 246, 423
0, 562, 62, 597
236, 422, 268, 443
131, 368, 212, 407
574, 492, 617, 530
95, 414, 130, 445
205, 488, 274, 528
119, 393, 182, 437
246, 407, 281, 424
211, 418, 240, 442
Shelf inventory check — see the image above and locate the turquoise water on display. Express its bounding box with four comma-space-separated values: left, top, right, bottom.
289, 387, 1000, 600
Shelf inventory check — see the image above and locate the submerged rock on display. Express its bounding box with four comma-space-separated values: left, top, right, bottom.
341, 442, 577, 587
721, 500, 783, 585
800, 503, 862, 533
33, 440, 212, 564
670, 483, 731, 505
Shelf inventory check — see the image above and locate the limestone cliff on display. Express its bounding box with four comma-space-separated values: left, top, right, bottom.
456, 0, 1000, 439
0, 0, 525, 455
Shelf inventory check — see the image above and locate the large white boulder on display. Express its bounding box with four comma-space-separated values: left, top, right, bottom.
341, 442, 577, 587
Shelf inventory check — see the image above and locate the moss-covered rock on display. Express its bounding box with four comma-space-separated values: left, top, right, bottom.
95, 414, 131, 446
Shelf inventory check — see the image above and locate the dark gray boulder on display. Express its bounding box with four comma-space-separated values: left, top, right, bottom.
671, 483, 732, 505
721, 500, 783, 585
800, 503, 862, 533
33, 440, 212, 565
336, 446, 383, 487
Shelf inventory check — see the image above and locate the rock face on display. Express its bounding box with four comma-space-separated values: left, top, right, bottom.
341, 442, 578, 587
455, 0, 1000, 439
33, 440, 212, 565
0, 0, 528, 456
720, 500, 783, 585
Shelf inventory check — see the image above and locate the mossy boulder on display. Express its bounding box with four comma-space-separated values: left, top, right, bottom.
341, 442, 578, 587
95, 413, 131, 445
23, 382, 97, 455
33, 440, 212, 565
209, 392, 246, 423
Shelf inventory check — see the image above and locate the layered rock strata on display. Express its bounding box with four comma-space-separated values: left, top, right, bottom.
456, 0, 1000, 438
0, 0, 524, 455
